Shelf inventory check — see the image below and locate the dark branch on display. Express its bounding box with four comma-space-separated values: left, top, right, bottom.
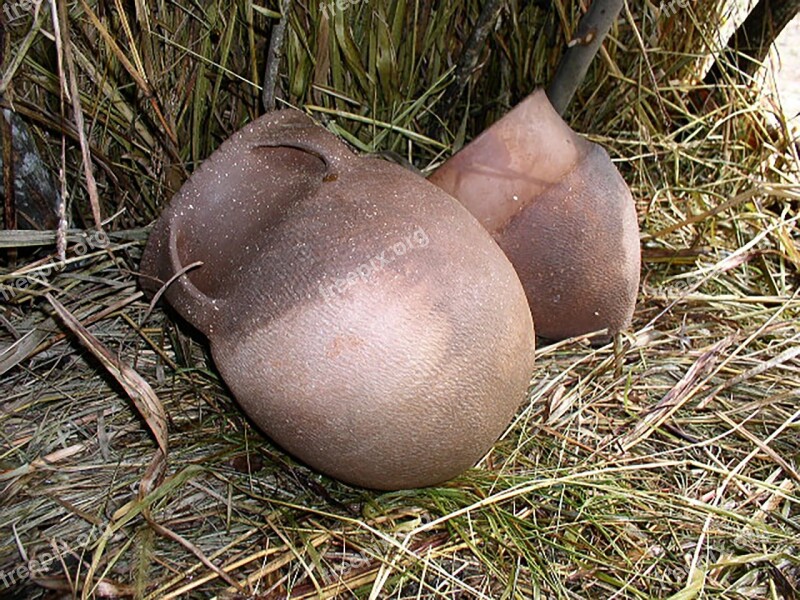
438, 0, 504, 119
262, 0, 293, 113
704, 0, 800, 85
546, 0, 625, 116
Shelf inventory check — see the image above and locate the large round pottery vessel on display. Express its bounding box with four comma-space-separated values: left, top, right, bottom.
429, 90, 641, 341
140, 109, 535, 490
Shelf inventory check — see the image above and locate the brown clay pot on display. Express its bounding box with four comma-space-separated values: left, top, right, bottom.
429, 90, 641, 341
140, 109, 535, 490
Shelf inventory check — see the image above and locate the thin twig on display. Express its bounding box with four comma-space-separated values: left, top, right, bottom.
437, 0, 503, 121
2, 109, 15, 265
56, 0, 103, 231
262, 0, 293, 112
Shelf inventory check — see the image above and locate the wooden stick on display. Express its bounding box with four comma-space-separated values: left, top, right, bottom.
547, 0, 625, 115
262, 0, 293, 112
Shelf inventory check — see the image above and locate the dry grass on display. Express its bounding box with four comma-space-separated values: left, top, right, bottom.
1, 1, 799, 598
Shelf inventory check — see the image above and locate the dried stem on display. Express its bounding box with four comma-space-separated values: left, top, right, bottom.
57, 0, 103, 231
262, 0, 293, 112
437, 0, 504, 121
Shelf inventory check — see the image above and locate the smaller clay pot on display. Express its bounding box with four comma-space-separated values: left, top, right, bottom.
429, 89, 641, 341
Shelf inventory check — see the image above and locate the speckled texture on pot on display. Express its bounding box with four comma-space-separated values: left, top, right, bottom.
140, 109, 535, 490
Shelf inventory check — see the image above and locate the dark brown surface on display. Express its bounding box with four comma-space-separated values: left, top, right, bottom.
429, 89, 641, 341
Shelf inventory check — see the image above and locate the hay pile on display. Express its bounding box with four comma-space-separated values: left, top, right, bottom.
1, 1, 798, 598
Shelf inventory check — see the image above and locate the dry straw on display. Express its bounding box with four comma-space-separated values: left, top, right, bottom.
1, 0, 798, 598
